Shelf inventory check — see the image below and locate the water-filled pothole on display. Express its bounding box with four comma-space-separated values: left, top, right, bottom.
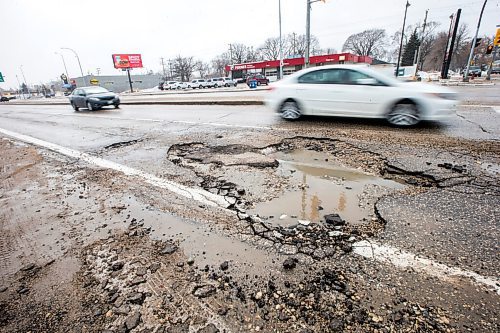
249, 149, 404, 227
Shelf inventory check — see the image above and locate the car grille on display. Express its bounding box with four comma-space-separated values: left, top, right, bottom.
99, 96, 115, 101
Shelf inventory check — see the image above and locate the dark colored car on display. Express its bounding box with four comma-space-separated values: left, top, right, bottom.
465, 66, 482, 77
491, 67, 500, 74
246, 74, 269, 86
69, 86, 120, 111
1, 96, 11, 102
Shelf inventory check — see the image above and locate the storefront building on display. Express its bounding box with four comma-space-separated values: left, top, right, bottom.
225, 53, 372, 82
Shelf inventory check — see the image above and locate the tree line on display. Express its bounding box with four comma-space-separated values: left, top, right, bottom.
342, 23, 492, 73
164, 23, 492, 81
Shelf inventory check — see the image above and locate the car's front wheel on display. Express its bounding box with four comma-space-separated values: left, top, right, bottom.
387, 102, 420, 127
71, 102, 79, 111
87, 102, 94, 111
114, 104, 120, 109
279, 100, 301, 120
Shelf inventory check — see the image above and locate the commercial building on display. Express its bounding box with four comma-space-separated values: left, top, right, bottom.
225, 53, 372, 82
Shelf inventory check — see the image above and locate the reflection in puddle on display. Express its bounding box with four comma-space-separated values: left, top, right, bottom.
250, 150, 404, 227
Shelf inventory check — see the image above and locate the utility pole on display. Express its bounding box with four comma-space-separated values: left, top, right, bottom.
228, 44, 233, 78
127, 69, 133, 93
395, 1, 411, 77
96, 68, 101, 76
443, 9, 461, 79
414, 9, 428, 76
279, 0, 283, 80
441, 14, 455, 79
160, 57, 166, 77
464, 0, 488, 81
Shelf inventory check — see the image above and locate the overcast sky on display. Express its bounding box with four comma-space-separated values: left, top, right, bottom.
1, 0, 499, 89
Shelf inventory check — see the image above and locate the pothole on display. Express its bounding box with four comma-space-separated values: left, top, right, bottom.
248, 149, 404, 227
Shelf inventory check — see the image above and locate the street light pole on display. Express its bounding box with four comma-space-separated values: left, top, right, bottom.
20, 65, 30, 97
61, 47, 86, 86
55, 51, 69, 79
395, 1, 411, 77
464, 0, 488, 81
414, 9, 428, 76
279, 0, 283, 79
305, 0, 324, 68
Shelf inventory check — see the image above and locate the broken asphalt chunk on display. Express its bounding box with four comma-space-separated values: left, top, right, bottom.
193, 284, 216, 298
324, 213, 345, 226
160, 243, 177, 255
283, 257, 298, 270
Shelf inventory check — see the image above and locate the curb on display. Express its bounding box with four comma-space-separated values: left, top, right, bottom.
4, 100, 265, 106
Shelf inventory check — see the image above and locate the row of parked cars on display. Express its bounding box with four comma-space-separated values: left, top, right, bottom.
159, 77, 237, 90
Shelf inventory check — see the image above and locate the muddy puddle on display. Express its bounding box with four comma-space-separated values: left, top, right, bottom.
249, 149, 404, 227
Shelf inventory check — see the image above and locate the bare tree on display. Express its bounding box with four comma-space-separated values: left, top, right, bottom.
172, 56, 196, 82
195, 61, 210, 78
258, 37, 281, 60
286, 33, 321, 57
342, 29, 387, 59
211, 53, 230, 77
449, 23, 470, 71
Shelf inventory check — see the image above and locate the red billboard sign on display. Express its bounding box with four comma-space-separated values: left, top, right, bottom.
112, 54, 143, 69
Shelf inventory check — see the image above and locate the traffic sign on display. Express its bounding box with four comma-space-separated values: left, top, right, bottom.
495, 28, 500, 46
90, 78, 99, 85
0, 72, 4, 83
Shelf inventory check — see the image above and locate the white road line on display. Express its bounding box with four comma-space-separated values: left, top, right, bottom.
0, 127, 229, 209
353, 240, 500, 295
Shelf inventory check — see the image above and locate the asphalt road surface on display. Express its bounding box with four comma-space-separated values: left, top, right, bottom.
0, 101, 498, 332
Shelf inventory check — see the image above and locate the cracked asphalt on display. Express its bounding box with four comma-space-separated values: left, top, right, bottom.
0, 87, 499, 333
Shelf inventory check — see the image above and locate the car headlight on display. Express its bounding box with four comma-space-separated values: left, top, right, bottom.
89, 97, 100, 102
427, 93, 457, 100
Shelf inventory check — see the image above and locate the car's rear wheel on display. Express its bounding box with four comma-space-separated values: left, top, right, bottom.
71, 102, 79, 111
87, 102, 94, 111
387, 102, 420, 127
279, 100, 301, 120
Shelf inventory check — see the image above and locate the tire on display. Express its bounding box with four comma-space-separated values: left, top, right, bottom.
87, 102, 94, 111
114, 104, 120, 109
387, 102, 420, 127
279, 100, 301, 120
71, 102, 79, 111
257, 81, 261, 86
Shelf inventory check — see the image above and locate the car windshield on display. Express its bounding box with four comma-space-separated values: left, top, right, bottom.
83, 87, 109, 94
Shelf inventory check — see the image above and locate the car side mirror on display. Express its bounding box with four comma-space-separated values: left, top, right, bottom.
356, 78, 378, 85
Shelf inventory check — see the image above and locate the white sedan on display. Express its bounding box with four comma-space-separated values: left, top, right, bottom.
265, 65, 457, 127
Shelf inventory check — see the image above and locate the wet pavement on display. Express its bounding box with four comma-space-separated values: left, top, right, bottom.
0, 97, 499, 332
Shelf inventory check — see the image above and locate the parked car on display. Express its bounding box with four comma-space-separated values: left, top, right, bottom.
211, 77, 225, 88
172, 82, 188, 89
205, 78, 216, 88
222, 77, 237, 87
158, 82, 165, 90
246, 74, 269, 86
465, 66, 482, 77
189, 79, 206, 89
490, 67, 500, 74
69, 86, 120, 111
265, 65, 457, 127
1, 96, 11, 102
164, 81, 178, 90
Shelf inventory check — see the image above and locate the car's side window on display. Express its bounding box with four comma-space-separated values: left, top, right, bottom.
298, 69, 347, 84
346, 70, 385, 86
